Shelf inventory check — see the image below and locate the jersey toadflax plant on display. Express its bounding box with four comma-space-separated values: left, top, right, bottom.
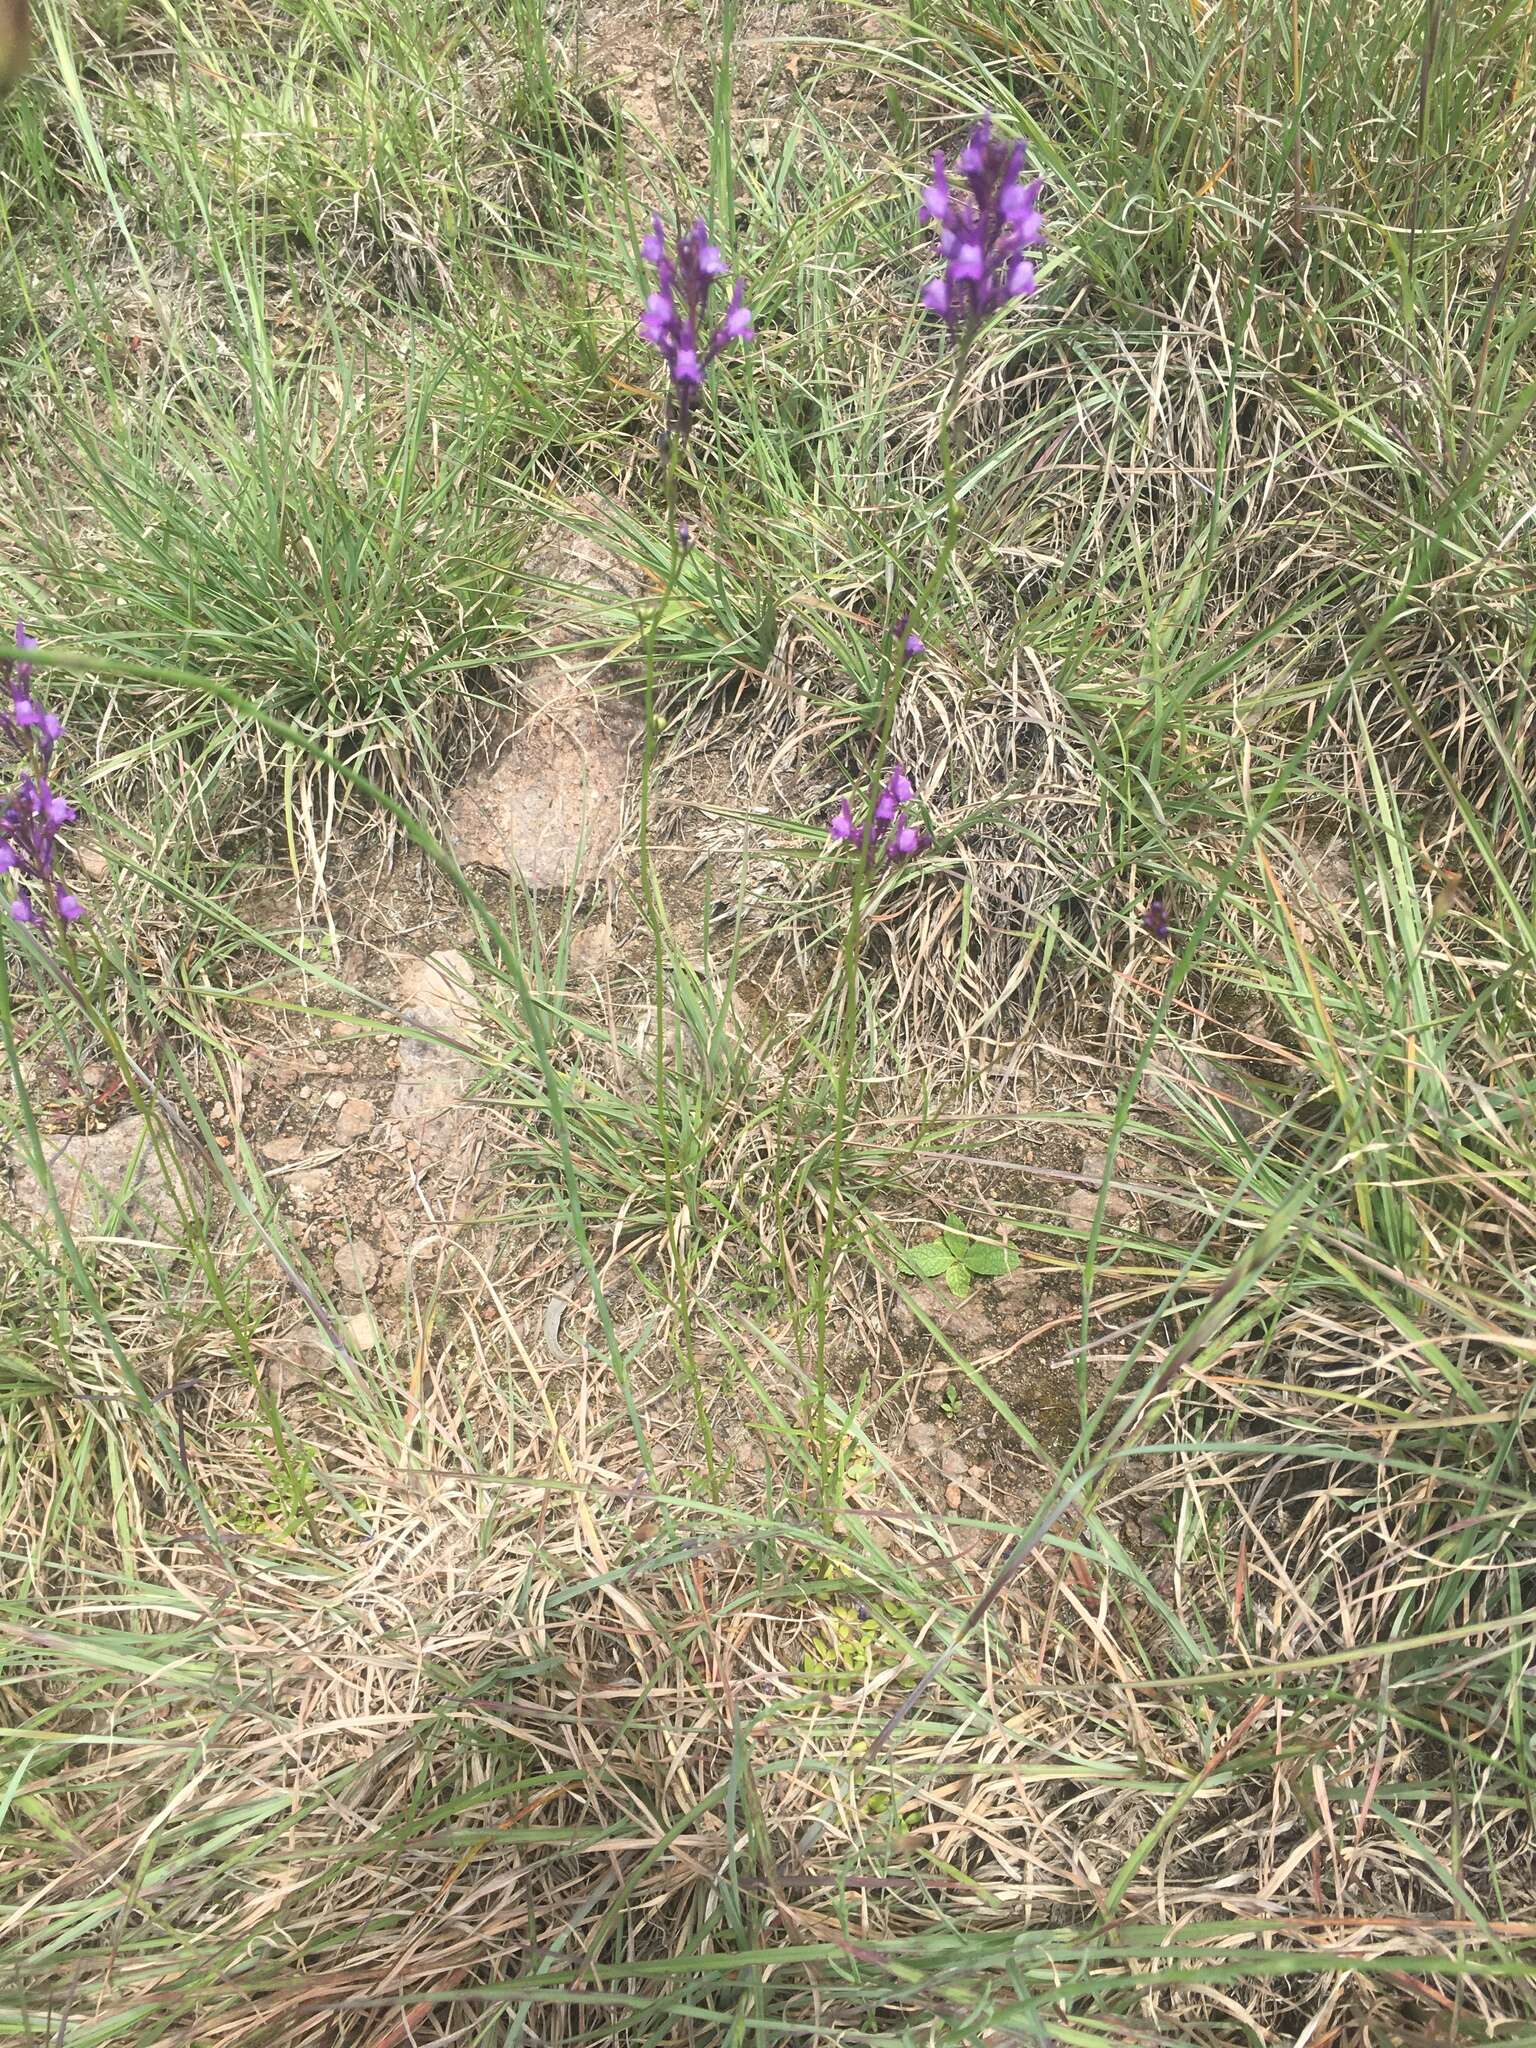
920, 116, 1046, 340
1, 625, 84, 933
638, 215, 754, 444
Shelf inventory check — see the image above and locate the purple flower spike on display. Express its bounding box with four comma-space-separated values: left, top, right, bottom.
639, 215, 753, 439
1142, 897, 1172, 941
0, 627, 84, 937
827, 765, 931, 870
921, 118, 1046, 339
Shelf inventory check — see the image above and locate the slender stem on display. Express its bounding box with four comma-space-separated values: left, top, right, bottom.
638, 439, 718, 1500
809, 345, 970, 1514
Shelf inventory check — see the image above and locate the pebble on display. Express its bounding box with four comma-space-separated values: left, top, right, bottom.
945, 1483, 963, 1510
923, 1369, 948, 1394
334, 1240, 379, 1295
335, 1098, 376, 1142
260, 1136, 306, 1164
299, 1086, 312, 1101
344, 1310, 380, 1351
325, 1088, 347, 1109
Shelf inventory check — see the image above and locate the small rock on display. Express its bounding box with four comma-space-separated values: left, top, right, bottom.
7, 1114, 209, 1242
334, 1240, 379, 1295
945, 1483, 963, 1510
923, 1369, 948, 1394
1142, 1041, 1266, 1137
446, 659, 639, 890
261, 1322, 335, 1397
335, 1098, 376, 1142
260, 1136, 306, 1165
329, 1021, 365, 1039
388, 950, 481, 1176
569, 922, 617, 974
325, 1088, 347, 1110
938, 1446, 967, 1479
344, 1310, 380, 1351
289, 1170, 331, 1203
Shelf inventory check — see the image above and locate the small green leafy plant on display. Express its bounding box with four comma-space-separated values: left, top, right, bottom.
897, 1217, 1019, 1300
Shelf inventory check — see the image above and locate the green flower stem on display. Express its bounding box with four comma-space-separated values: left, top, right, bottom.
638, 441, 718, 1501
809, 344, 971, 1514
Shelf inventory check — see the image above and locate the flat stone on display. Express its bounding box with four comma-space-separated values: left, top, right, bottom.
344, 1310, 380, 1351
261, 1322, 337, 1397
569, 921, 617, 974
7, 1114, 206, 1242
388, 950, 480, 1172
1141, 1042, 1266, 1137
446, 680, 638, 890
260, 1135, 306, 1164
334, 1240, 379, 1295
335, 1098, 376, 1142
524, 506, 646, 620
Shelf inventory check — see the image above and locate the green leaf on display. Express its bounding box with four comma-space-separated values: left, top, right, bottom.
900, 1239, 954, 1278
941, 1215, 969, 1256
964, 1241, 1019, 1276
944, 1261, 972, 1300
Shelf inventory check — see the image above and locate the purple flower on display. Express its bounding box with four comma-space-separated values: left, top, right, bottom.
639, 216, 753, 439
0, 627, 84, 935
921, 118, 1045, 338
891, 611, 927, 663
828, 798, 864, 848
827, 765, 930, 868
4, 619, 65, 767
1142, 897, 1172, 941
